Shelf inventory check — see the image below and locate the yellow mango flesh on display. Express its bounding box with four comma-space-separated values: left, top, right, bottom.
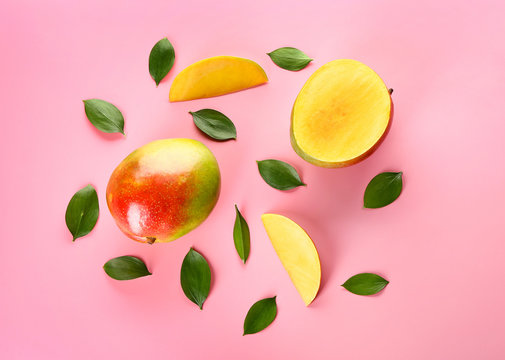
291, 59, 391, 167
261, 214, 321, 306
169, 56, 268, 102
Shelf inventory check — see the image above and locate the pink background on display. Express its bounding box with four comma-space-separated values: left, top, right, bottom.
1, 0, 505, 359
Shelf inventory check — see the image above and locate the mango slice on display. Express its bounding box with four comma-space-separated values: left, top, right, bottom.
261, 214, 321, 306
291, 59, 391, 167
169, 56, 268, 102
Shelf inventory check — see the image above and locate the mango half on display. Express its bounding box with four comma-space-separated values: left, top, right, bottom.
169, 56, 268, 102
291, 59, 391, 167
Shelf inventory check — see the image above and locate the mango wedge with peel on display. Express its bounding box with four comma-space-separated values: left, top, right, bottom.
291, 59, 392, 167
261, 214, 321, 306
169, 56, 268, 102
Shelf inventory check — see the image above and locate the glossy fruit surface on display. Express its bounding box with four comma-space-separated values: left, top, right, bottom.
106, 139, 220, 243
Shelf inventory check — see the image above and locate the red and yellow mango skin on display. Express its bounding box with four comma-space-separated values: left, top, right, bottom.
106, 139, 220, 244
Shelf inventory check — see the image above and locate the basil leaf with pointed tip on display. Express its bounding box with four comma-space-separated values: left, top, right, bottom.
65, 184, 99, 241
243, 296, 277, 335
257, 159, 306, 190
364, 171, 403, 208
103, 256, 152, 280
233, 205, 250, 263
189, 109, 237, 141
267, 47, 312, 71
83, 99, 125, 135
180, 248, 211, 310
149, 37, 175, 86
342, 273, 389, 295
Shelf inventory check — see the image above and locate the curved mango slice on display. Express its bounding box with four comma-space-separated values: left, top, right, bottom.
291, 59, 391, 167
169, 56, 268, 102
261, 214, 321, 306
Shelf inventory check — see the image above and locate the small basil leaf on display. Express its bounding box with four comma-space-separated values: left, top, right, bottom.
65, 184, 99, 241
257, 159, 306, 190
267, 47, 312, 71
364, 172, 403, 208
149, 37, 175, 86
103, 256, 152, 280
243, 296, 277, 335
233, 205, 250, 263
342, 273, 389, 295
180, 248, 211, 310
189, 109, 237, 141
83, 99, 125, 135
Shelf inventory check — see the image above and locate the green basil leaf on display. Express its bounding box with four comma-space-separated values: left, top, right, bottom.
342, 273, 389, 295
180, 248, 211, 310
83, 99, 125, 135
189, 109, 237, 141
243, 296, 277, 335
267, 47, 312, 71
233, 205, 250, 263
103, 256, 152, 280
149, 37, 175, 86
65, 184, 99, 241
364, 171, 403, 208
257, 159, 306, 190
